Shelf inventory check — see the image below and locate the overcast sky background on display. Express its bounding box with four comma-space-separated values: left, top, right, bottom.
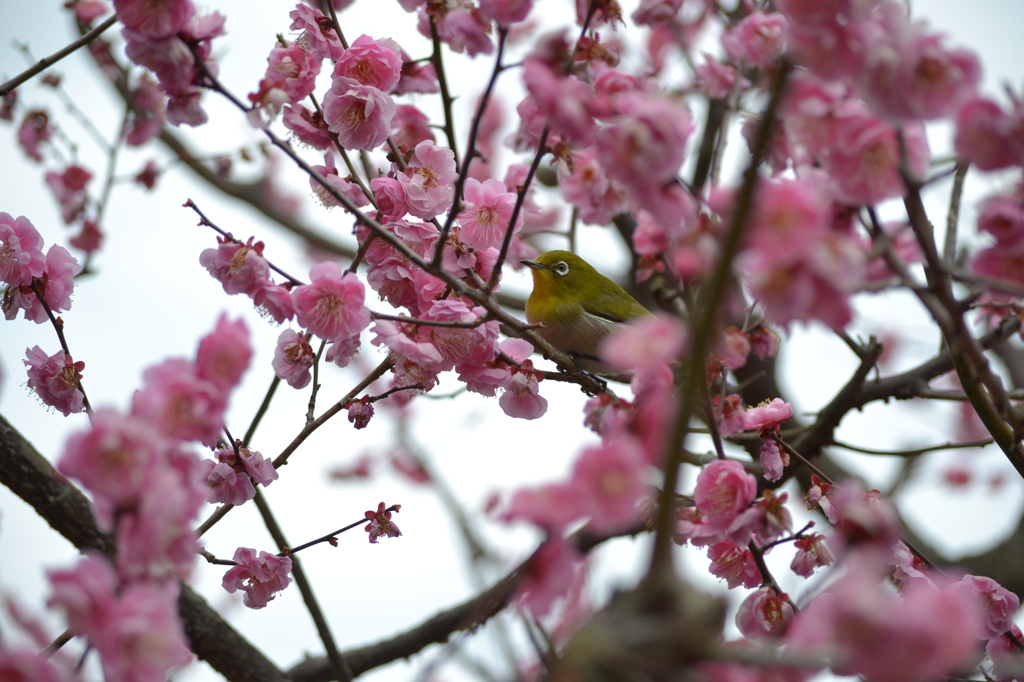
1, 1, 1023, 681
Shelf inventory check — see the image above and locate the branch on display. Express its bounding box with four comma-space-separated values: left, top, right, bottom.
0, 413, 290, 682
0, 15, 118, 97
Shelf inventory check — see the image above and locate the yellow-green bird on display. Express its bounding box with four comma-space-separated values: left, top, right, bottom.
520, 250, 652, 377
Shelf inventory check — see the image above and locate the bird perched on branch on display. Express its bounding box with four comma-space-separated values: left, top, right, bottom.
520, 250, 652, 378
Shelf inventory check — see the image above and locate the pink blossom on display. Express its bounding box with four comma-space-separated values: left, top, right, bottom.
370, 319, 445, 368
479, 0, 532, 26
950, 575, 1020, 639
322, 77, 395, 151
17, 109, 52, 162
501, 483, 581, 533
987, 624, 1024, 682
289, 4, 343, 61
599, 313, 687, 373
326, 329, 361, 369
371, 177, 410, 222
707, 540, 762, 589
195, 314, 251, 392
199, 237, 270, 296
70, 220, 104, 254
282, 104, 333, 150
364, 502, 402, 543
499, 362, 547, 419
45, 164, 92, 224
252, 281, 296, 324
291, 262, 370, 341
0, 644, 68, 682
131, 358, 226, 445
596, 93, 693, 189
24, 347, 85, 416
790, 533, 833, 577
569, 437, 647, 534
714, 394, 747, 439
390, 104, 435, 152
892, 541, 932, 591
346, 400, 374, 429
0, 213, 45, 287
758, 439, 789, 482
47, 554, 118, 636
521, 59, 596, 146
824, 115, 929, 206
858, 8, 980, 121
202, 458, 256, 506
13, 244, 80, 324
237, 445, 278, 487
310, 152, 370, 210
954, 96, 1020, 171
721, 11, 789, 68
694, 460, 757, 531
459, 178, 520, 251
222, 547, 293, 609
787, 555, 980, 682
59, 409, 161, 510
426, 7, 493, 57
113, 0, 195, 39
515, 538, 582, 617
743, 177, 831, 262
414, 299, 499, 371
736, 587, 793, 641
272, 329, 315, 389
631, 0, 684, 27
744, 398, 793, 433
695, 53, 746, 100
977, 195, 1024, 246
557, 145, 629, 226
827, 482, 899, 553
125, 76, 166, 146
729, 489, 793, 548
91, 580, 193, 680
971, 244, 1024, 289
250, 43, 321, 111
334, 35, 402, 92
398, 141, 457, 220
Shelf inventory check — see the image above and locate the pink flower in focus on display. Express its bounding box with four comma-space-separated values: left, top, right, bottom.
398, 141, 457, 220
283, 104, 333, 150
113, 0, 195, 38
950, 575, 1020, 639
371, 176, 410, 222
322, 77, 395, 151
0, 213, 45, 287
333, 35, 403, 92
199, 237, 271, 297
599, 313, 687, 373
745, 398, 793, 433
195, 314, 251, 392
16, 244, 79, 324
272, 329, 314, 389
310, 152, 370, 209
222, 547, 292, 609
515, 537, 582, 617
707, 540, 762, 589
289, 4, 343, 61
459, 178, 520, 251
346, 400, 374, 429
370, 319, 445, 368
736, 587, 793, 641
987, 624, 1024, 682
24, 347, 85, 416
694, 459, 757, 531
250, 43, 322, 110
758, 438, 789, 482
364, 502, 402, 543
252, 281, 296, 324
499, 361, 547, 419
131, 358, 226, 445
291, 262, 370, 341
791, 533, 833, 577
202, 459, 256, 506
721, 11, 788, 68
714, 394, 747, 438
569, 437, 647, 534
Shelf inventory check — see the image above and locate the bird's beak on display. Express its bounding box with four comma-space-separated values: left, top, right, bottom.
520, 259, 544, 271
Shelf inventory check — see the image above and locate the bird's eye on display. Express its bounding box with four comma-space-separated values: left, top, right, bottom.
554, 261, 569, 276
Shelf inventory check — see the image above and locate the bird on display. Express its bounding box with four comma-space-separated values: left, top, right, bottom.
520, 250, 652, 377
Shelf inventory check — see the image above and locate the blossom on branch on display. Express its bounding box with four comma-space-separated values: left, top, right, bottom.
222, 548, 293, 609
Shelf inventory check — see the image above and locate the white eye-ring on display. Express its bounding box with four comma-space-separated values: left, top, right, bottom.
554, 261, 569, 276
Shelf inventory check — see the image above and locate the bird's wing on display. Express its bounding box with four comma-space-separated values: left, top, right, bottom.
583, 290, 650, 324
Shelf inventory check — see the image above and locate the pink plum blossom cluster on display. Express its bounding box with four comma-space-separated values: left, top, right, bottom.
48, 315, 253, 679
